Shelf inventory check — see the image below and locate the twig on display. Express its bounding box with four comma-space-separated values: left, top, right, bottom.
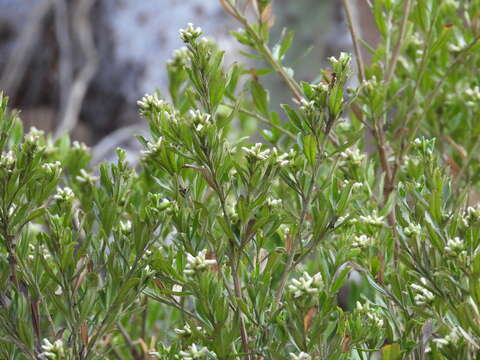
54, 0, 98, 139
117, 323, 142, 360
341, 0, 366, 83
385, 0, 412, 82
224, 103, 296, 139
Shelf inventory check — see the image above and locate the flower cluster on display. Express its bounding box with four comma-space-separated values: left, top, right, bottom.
359, 210, 384, 226
53, 187, 75, 203
267, 197, 282, 207
404, 222, 422, 237
289, 352, 312, 360
431, 328, 459, 350
137, 93, 166, 116
76, 168, 99, 185
0, 150, 15, 171
42, 161, 61, 178
356, 301, 384, 328
288, 272, 323, 299
179, 344, 212, 359
339, 147, 366, 166
445, 237, 467, 260
242, 143, 271, 161
179, 23, 203, 43
411, 278, 435, 306
189, 109, 212, 133
174, 323, 204, 337
168, 46, 190, 69
352, 234, 373, 249
465, 86, 480, 107
274, 148, 296, 167
40, 338, 65, 359
184, 249, 217, 276
141, 137, 164, 158
24, 126, 44, 146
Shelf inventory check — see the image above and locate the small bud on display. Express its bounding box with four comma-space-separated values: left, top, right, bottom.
179, 23, 203, 43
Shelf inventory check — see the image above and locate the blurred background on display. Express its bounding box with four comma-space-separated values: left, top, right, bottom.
0, 0, 376, 161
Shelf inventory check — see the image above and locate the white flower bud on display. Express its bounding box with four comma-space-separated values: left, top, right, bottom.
184, 249, 217, 276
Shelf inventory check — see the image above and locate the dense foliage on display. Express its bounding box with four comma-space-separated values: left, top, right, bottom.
1, 0, 480, 359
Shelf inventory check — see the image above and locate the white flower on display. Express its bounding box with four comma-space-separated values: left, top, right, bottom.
137, 93, 167, 115
448, 36, 466, 52
168, 46, 190, 68
267, 198, 282, 207
184, 249, 217, 276
190, 109, 212, 132
275, 148, 296, 166
0, 151, 15, 169
339, 147, 366, 165
179, 344, 211, 359
432, 328, 459, 349
411, 278, 434, 306
179, 23, 203, 43
174, 323, 204, 337
465, 86, 480, 106
40, 338, 65, 359
242, 143, 271, 161
352, 234, 373, 249
445, 237, 466, 259
25, 127, 44, 145
404, 222, 421, 237
119, 220, 132, 233
299, 98, 315, 113
141, 137, 164, 157
289, 352, 312, 360
53, 187, 75, 202
359, 211, 384, 226
72, 141, 89, 152
42, 161, 61, 177
356, 301, 384, 327
288, 272, 323, 298
76, 168, 98, 185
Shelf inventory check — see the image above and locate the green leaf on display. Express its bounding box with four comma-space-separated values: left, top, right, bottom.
250, 80, 269, 117
302, 134, 317, 166
381, 342, 401, 360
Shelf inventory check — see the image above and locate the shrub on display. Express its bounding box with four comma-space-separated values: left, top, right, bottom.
1, 0, 480, 359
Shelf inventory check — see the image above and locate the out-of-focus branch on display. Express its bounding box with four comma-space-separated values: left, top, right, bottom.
0, 0, 53, 99
54, 0, 74, 122
92, 124, 147, 164
54, 0, 98, 139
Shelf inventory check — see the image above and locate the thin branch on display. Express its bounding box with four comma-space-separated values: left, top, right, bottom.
341, 0, 366, 83
54, 0, 98, 139
385, 0, 412, 82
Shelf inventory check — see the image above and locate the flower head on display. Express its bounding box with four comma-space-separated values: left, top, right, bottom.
179, 23, 203, 43
242, 143, 271, 161
179, 344, 211, 359
411, 278, 434, 306
359, 210, 384, 226
288, 272, 323, 298
289, 352, 311, 360
184, 249, 217, 276
352, 234, 373, 249
40, 338, 65, 359
339, 147, 366, 166
53, 187, 75, 203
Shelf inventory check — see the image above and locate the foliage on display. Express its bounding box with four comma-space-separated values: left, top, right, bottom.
0, 0, 480, 359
